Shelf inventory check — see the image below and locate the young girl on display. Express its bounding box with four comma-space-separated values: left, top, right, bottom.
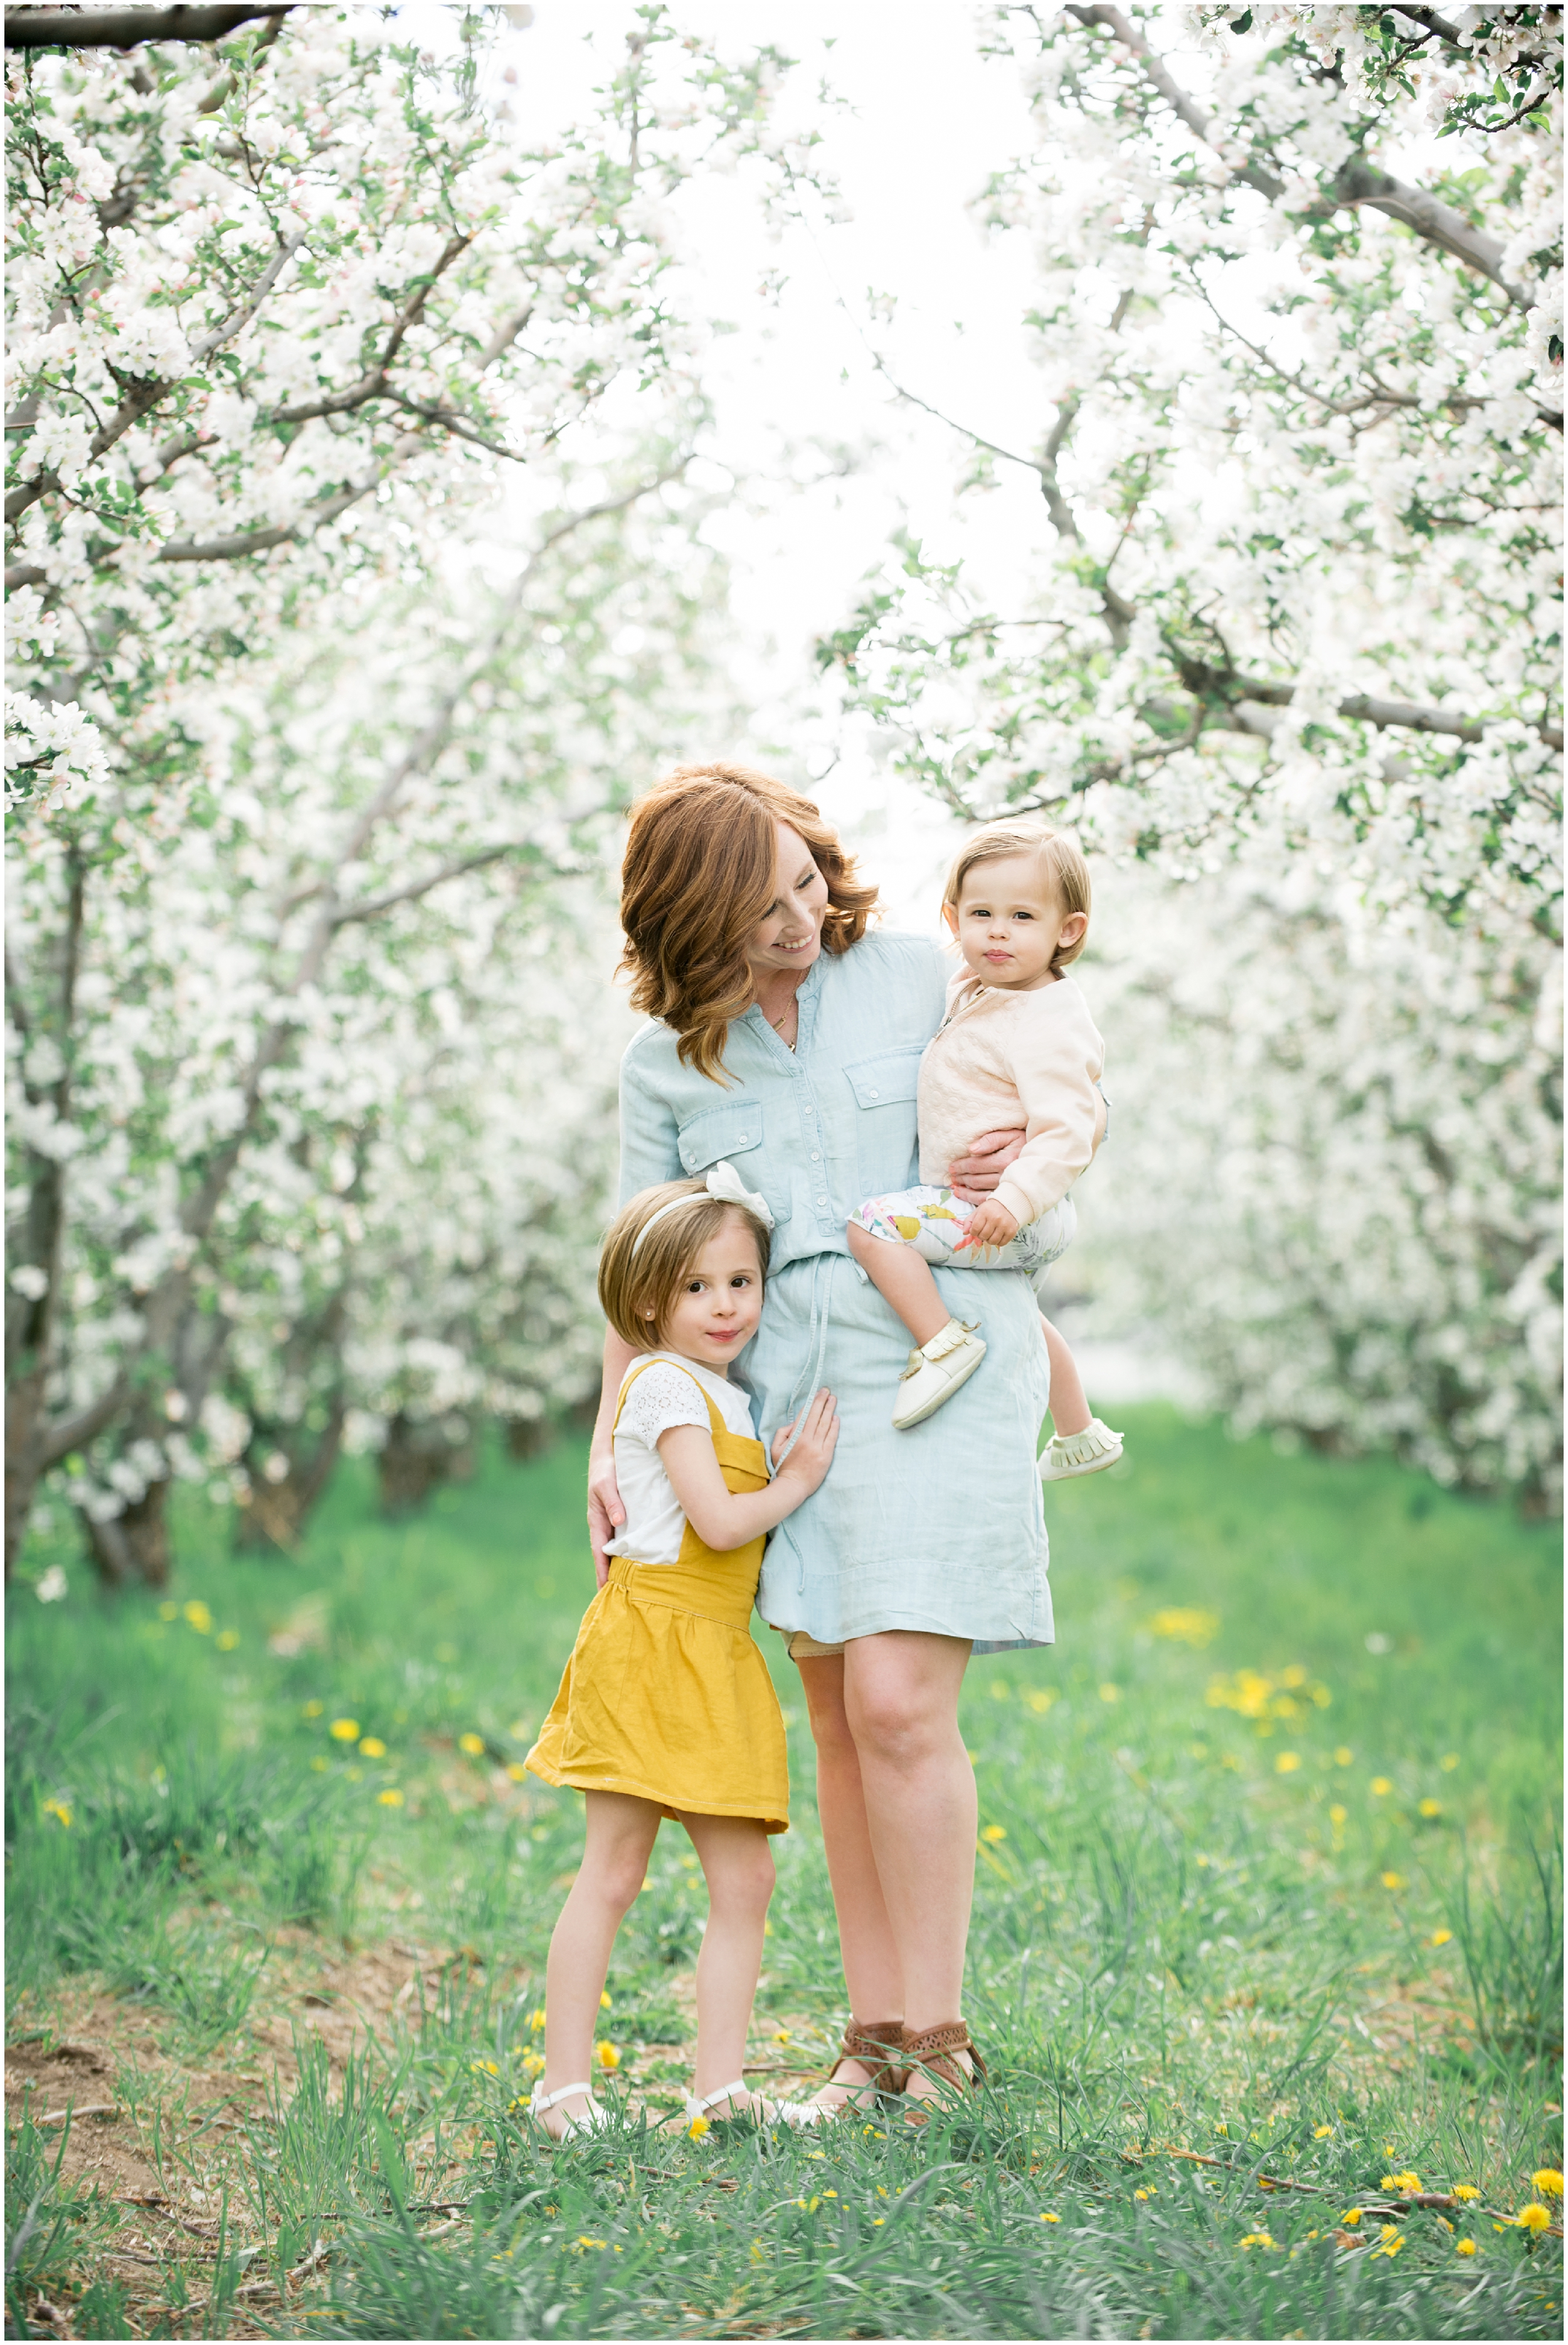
524, 1165, 838, 2138
847, 818, 1123, 1476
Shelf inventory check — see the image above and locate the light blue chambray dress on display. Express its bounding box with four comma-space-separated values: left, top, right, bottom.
617, 929, 1055, 1652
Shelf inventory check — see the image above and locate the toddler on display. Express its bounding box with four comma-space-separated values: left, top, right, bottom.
847, 818, 1122, 1476
525, 1164, 837, 2137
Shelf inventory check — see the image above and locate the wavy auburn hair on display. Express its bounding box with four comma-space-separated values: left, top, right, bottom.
619, 763, 879, 1082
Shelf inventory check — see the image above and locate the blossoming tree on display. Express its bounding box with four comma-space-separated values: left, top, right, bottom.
822, 4, 1561, 1498
5, 4, 787, 1578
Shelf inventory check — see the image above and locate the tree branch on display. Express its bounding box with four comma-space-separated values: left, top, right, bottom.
4, 6, 292, 49
5, 235, 305, 528
329, 841, 536, 928
1064, 4, 1533, 309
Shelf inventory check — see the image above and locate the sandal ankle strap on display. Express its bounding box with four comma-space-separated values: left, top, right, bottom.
530, 2080, 597, 2113
901, 2021, 987, 2083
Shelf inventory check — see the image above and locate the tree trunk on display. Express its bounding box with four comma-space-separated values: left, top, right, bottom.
377, 1412, 475, 1514
234, 1401, 347, 1553
82, 1477, 172, 1588
502, 1413, 558, 1464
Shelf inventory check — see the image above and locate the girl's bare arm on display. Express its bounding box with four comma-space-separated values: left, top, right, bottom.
587, 1327, 640, 1587
657, 1390, 839, 1551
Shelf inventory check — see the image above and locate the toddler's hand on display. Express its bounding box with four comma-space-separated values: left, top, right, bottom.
772, 1388, 839, 1497
959, 1199, 1020, 1255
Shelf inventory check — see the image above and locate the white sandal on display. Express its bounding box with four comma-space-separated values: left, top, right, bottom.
682, 2078, 820, 2132
528, 2078, 610, 2137
1039, 1417, 1124, 1481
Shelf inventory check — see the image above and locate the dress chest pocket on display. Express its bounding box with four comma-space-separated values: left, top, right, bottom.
676, 1095, 766, 1175
843, 1049, 924, 1194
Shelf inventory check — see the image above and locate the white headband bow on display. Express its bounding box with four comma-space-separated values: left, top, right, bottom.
630, 1159, 775, 1255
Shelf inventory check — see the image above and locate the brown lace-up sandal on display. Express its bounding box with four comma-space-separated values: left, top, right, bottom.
899, 2021, 986, 2120
813, 2020, 906, 2112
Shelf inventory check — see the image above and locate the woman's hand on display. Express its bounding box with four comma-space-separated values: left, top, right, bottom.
946, 1127, 1027, 1203
771, 1389, 840, 1497
588, 1448, 625, 1590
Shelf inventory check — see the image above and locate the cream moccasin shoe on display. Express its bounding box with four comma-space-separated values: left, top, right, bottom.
891, 1318, 987, 1429
1038, 1418, 1124, 1480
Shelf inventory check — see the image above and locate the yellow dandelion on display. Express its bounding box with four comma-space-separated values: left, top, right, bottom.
1341, 2208, 1362, 2226
1431, 1928, 1454, 1946
688, 2114, 710, 2139
1372, 2233, 1404, 2258
1439, 1752, 1459, 1770
1380, 2171, 1420, 2193
1314, 2124, 1333, 2139
507, 1763, 526, 1782
1239, 2231, 1274, 2250
1455, 2237, 1477, 2255
1329, 1803, 1348, 1825
1134, 2188, 1151, 2201
1533, 2171, 1564, 2199
1370, 1777, 1392, 1797
596, 2041, 620, 2070
1333, 1747, 1353, 1766
980, 1824, 1007, 1843
42, 1798, 72, 1829
573, 2236, 607, 2252
458, 1732, 485, 1757
600, 1991, 613, 2008
1418, 1797, 1441, 1817
771, 2028, 791, 2044
528, 2007, 546, 2030
1027, 1688, 1056, 1713
216, 1628, 240, 1651
521, 2052, 545, 2075
359, 1736, 386, 1757
1381, 1871, 1407, 1891
1098, 1683, 1120, 1703
377, 1787, 404, 1807
1275, 1752, 1301, 1773
329, 1718, 360, 1741
1040, 2211, 1060, 2223
302, 1699, 324, 1717
310, 1756, 328, 1772
1451, 2185, 1480, 2202
1516, 2202, 1551, 2231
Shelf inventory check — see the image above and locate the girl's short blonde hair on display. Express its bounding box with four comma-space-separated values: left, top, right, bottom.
619, 762, 879, 1084
941, 817, 1091, 970
598, 1181, 773, 1351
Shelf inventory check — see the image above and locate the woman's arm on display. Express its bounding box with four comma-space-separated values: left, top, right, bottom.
587, 1328, 639, 1588
657, 1390, 839, 1551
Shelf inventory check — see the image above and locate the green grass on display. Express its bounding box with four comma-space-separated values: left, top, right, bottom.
7, 1407, 1562, 2338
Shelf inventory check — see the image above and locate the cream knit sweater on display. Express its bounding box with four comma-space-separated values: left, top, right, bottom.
916, 968, 1106, 1232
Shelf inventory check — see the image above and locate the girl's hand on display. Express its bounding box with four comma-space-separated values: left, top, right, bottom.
588, 1449, 625, 1590
958, 1198, 1020, 1256
771, 1389, 840, 1497
947, 1127, 1026, 1203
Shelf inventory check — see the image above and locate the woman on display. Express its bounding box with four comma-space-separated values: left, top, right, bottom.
587, 762, 1048, 2109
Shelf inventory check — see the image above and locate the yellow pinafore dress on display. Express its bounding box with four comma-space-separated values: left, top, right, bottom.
524, 1362, 790, 1834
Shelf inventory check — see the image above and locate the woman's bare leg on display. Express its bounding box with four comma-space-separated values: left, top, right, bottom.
680, 1811, 776, 2109
539, 1790, 660, 2135
842, 1632, 977, 2103
796, 1652, 904, 2109
1040, 1314, 1091, 1436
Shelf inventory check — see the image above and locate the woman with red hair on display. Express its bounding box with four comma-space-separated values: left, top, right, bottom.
588, 762, 1055, 2110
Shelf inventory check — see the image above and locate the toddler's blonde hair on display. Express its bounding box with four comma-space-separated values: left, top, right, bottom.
941, 817, 1091, 970
598, 1180, 771, 1350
